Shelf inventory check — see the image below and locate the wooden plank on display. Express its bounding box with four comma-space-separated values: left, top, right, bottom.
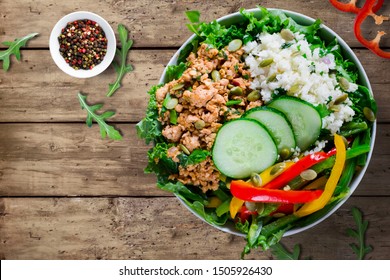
0, 49, 389, 123
0, 196, 388, 260
0, 123, 388, 196
0, 123, 166, 196
0, 0, 389, 49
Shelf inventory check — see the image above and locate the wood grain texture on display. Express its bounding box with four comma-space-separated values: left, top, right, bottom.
0, 196, 389, 260
0, 123, 388, 197
1, 0, 389, 49
0, 50, 389, 123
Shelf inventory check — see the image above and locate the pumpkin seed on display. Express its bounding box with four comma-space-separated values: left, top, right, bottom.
281, 29, 295, 41
288, 83, 301, 95
280, 148, 291, 160
245, 201, 257, 212
300, 169, 317, 181
171, 83, 184, 91
227, 39, 243, 52
270, 162, 286, 176
211, 70, 221, 82
251, 172, 262, 187
227, 84, 234, 89
230, 86, 243, 96
339, 77, 350, 91
260, 58, 274, 67
247, 90, 261, 102
194, 119, 205, 130
266, 73, 277, 83
179, 144, 190, 155
165, 97, 178, 110
363, 107, 376, 122
333, 94, 348, 105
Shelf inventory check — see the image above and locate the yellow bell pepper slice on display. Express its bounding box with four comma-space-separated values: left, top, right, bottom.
229, 196, 244, 218
295, 134, 346, 217
258, 161, 295, 187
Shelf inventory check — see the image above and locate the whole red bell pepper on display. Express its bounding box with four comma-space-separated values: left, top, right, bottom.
261, 149, 336, 190
230, 180, 323, 204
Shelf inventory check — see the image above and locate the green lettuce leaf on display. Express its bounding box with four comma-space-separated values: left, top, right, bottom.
136, 85, 163, 144
178, 149, 210, 167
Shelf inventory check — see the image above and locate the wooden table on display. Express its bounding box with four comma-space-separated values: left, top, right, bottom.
0, 0, 389, 260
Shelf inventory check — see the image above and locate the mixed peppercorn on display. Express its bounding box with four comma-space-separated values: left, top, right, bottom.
58, 19, 108, 70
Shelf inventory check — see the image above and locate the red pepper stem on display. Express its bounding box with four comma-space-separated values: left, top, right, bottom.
262, 149, 336, 190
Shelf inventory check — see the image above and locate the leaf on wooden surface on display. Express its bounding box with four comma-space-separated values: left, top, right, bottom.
347, 207, 373, 260
0, 33, 39, 71
106, 24, 133, 97
78, 93, 122, 140
270, 243, 301, 260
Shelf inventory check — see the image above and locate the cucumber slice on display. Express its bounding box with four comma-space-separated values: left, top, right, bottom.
212, 119, 278, 179
268, 96, 322, 151
243, 107, 296, 157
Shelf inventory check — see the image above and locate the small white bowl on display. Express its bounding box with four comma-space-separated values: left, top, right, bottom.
49, 11, 116, 78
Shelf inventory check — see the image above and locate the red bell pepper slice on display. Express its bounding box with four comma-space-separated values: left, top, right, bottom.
261, 149, 336, 190
354, 0, 390, 59
237, 205, 257, 223
271, 203, 294, 216
230, 180, 323, 204
329, 0, 383, 14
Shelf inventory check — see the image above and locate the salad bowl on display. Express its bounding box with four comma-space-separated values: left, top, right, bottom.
138, 7, 376, 252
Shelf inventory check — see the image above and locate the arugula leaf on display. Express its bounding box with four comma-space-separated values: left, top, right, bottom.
347, 207, 373, 260
165, 62, 187, 83
106, 24, 133, 97
78, 93, 122, 140
178, 149, 210, 167
0, 33, 39, 71
136, 85, 163, 144
270, 243, 301, 260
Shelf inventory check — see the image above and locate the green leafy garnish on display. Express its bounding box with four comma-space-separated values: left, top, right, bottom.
136, 85, 163, 145
178, 149, 211, 167
78, 93, 122, 140
0, 33, 39, 71
270, 243, 301, 260
347, 207, 373, 260
165, 62, 187, 83
106, 24, 133, 97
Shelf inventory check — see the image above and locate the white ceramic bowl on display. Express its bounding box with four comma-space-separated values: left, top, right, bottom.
160, 8, 376, 237
49, 11, 116, 78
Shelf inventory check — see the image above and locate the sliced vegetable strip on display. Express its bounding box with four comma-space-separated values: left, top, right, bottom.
258, 161, 295, 187
354, 0, 390, 59
230, 180, 323, 204
329, 0, 384, 14
295, 134, 346, 217
229, 196, 244, 218
262, 150, 336, 190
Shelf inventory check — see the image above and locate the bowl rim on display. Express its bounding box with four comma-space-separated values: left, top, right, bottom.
159, 7, 376, 237
49, 11, 116, 78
